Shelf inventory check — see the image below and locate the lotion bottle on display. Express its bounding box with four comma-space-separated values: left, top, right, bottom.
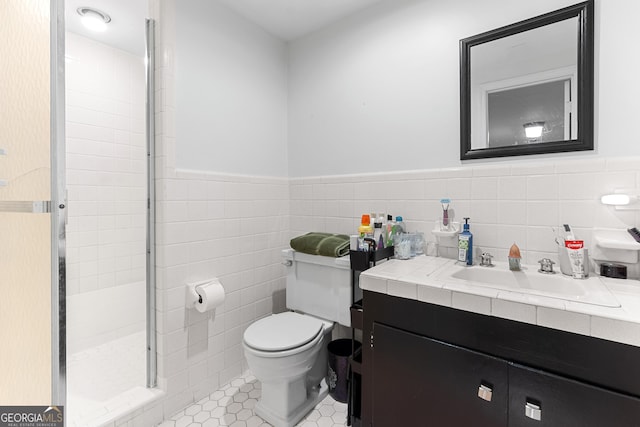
458, 217, 473, 265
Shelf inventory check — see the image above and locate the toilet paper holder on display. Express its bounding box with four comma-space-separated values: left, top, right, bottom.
186, 281, 205, 307
186, 279, 223, 309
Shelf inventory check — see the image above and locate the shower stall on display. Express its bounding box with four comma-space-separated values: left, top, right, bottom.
0, 1, 157, 425
63, 1, 158, 426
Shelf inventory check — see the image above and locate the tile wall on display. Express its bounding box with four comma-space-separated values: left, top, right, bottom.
65, 32, 147, 296
117, 2, 640, 425
154, 170, 289, 416
118, 2, 290, 424
290, 157, 640, 265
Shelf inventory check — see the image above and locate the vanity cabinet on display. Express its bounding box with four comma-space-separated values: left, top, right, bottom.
361, 291, 640, 427
372, 323, 508, 426
508, 363, 640, 426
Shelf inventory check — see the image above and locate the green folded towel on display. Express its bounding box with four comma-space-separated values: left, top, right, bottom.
317, 234, 351, 257
290, 232, 351, 257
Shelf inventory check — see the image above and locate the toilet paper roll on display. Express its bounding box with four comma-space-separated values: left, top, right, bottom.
195, 280, 225, 313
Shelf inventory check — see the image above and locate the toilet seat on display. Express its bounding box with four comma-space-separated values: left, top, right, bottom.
244, 312, 324, 352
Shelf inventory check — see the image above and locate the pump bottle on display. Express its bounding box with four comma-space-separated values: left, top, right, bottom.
458, 217, 473, 265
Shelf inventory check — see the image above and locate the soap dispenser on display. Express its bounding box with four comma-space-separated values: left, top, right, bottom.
458, 217, 473, 265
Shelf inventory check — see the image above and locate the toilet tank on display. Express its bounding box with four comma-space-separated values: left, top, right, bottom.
282, 249, 352, 327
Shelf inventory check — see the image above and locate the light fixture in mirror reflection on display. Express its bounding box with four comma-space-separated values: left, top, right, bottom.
460, 1, 594, 160
523, 122, 545, 140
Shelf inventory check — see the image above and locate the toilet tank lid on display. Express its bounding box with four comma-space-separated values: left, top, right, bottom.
244, 312, 323, 352
281, 248, 350, 268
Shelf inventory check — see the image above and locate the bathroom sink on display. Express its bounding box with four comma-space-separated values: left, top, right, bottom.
436, 263, 620, 307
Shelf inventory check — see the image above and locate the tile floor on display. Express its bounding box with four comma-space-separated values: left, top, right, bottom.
158, 371, 348, 427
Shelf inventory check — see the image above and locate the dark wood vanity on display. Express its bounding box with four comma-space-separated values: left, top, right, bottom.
361, 290, 640, 426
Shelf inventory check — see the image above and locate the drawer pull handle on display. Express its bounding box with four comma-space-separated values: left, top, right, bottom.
525, 402, 542, 421
477, 384, 493, 402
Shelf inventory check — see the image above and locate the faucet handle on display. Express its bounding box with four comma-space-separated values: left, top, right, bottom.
537, 258, 556, 274
480, 252, 494, 267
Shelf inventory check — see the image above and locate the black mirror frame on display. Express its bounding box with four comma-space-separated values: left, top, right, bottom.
460, 1, 594, 160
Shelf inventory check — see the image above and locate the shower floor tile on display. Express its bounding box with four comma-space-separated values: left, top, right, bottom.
159, 371, 348, 427
67, 330, 149, 427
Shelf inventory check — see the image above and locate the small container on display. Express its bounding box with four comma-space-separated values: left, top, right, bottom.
412, 232, 425, 256
558, 243, 572, 276
508, 243, 521, 271
600, 262, 627, 279
394, 233, 412, 260
508, 257, 521, 271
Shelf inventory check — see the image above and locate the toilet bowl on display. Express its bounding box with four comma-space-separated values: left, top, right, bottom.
243, 249, 351, 427
243, 311, 333, 427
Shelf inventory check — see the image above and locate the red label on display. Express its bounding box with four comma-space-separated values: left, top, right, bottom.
565, 240, 584, 250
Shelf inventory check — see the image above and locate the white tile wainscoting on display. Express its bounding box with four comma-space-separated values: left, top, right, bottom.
290, 156, 640, 266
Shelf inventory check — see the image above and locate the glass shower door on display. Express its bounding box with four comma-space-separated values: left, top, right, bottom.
0, 0, 64, 405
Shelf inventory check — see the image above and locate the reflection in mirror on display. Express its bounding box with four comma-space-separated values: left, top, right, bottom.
487, 78, 571, 147
460, 1, 593, 160
472, 18, 577, 149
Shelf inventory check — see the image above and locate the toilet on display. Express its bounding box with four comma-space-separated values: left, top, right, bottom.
243, 248, 352, 427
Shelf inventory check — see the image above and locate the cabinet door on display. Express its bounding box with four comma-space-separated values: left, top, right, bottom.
509, 363, 640, 427
371, 322, 508, 427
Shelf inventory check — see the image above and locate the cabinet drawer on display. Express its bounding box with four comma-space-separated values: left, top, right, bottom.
509, 363, 640, 427
372, 322, 509, 427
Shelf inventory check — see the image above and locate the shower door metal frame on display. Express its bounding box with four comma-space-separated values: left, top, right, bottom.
145, 17, 157, 389
51, 0, 67, 406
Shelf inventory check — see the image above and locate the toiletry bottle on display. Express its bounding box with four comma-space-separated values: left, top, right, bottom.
385, 214, 394, 247
394, 216, 406, 234
358, 214, 374, 251
458, 217, 473, 265
440, 198, 451, 231
374, 215, 383, 250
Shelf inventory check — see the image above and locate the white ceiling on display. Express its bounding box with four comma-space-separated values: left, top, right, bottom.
65, 0, 149, 56
65, 0, 387, 57
216, 0, 387, 41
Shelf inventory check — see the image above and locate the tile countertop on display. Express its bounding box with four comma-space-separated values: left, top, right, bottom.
359, 255, 640, 348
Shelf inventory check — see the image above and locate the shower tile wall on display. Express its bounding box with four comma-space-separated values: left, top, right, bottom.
65, 32, 146, 352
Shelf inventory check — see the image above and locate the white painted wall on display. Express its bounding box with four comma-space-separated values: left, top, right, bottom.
175, 0, 289, 177
288, 0, 640, 177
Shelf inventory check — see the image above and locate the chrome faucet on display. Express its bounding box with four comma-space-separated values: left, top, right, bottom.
537, 258, 556, 274
479, 252, 494, 267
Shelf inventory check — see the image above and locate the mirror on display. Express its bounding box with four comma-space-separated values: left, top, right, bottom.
460, 1, 594, 160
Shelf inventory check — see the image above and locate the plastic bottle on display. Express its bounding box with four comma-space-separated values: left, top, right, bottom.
458, 217, 473, 266
384, 214, 394, 247
373, 214, 383, 249
393, 216, 406, 235
358, 214, 374, 251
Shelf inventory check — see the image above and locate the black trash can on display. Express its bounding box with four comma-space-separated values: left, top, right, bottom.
327, 339, 361, 403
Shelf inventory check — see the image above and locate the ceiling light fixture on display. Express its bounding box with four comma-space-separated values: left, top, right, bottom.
77, 7, 111, 32
523, 121, 545, 139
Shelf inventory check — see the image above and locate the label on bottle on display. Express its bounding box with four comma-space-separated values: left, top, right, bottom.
458, 235, 470, 262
